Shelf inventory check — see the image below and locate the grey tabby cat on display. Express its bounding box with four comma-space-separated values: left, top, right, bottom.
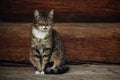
30, 9, 68, 74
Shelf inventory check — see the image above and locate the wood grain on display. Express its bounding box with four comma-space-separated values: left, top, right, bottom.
0, 23, 120, 63
0, 0, 120, 22
0, 65, 120, 79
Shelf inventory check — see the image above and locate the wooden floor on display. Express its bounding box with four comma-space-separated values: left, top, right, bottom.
0, 64, 120, 80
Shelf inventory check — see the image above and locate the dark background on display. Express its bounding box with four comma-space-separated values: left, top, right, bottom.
0, 0, 120, 22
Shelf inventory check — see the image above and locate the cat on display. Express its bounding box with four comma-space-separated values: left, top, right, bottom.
30, 9, 68, 74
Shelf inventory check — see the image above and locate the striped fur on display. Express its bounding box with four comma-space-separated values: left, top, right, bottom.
30, 9, 68, 74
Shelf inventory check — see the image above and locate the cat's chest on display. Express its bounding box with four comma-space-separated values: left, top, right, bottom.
32, 28, 48, 40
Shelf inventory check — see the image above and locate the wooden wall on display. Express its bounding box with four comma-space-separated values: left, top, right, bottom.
0, 0, 120, 22
0, 23, 120, 63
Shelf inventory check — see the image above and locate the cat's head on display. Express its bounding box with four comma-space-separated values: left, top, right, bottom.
33, 9, 54, 32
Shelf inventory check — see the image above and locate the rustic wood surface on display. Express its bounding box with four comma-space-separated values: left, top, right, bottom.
0, 0, 120, 22
0, 23, 120, 63
0, 64, 120, 80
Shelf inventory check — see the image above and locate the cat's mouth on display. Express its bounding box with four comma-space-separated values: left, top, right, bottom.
42, 28, 49, 32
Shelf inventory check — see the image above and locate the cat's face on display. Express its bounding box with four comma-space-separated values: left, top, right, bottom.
33, 9, 54, 32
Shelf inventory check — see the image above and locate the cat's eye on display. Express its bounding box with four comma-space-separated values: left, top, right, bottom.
48, 22, 52, 25
35, 23, 42, 26
38, 22, 44, 25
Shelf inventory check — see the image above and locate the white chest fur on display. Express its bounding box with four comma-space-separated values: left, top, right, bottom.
32, 28, 48, 40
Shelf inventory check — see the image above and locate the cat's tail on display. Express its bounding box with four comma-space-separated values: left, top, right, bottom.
45, 65, 69, 74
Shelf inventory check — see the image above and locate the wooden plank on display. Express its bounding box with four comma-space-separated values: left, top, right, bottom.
0, 0, 120, 22
0, 23, 120, 63
0, 23, 30, 62
0, 65, 120, 80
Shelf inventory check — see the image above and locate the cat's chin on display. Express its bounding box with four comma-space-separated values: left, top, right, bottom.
42, 29, 51, 32
42, 30, 49, 32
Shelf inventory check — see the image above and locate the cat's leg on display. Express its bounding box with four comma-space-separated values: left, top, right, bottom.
34, 57, 42, 74
50, 50, 62, 69
47, 51, 68, 74
41, 49, 51, 74
30, 56, 42, 74
41, 56, 49, 74
30, 50, 42, 74
45, 51, 63, 74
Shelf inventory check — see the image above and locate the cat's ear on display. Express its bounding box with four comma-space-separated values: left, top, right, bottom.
49, 9, 54, 19
34, 9, 39, 18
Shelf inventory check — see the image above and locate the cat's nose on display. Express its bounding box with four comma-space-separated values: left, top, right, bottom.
43, 26, 47, 29
43, 27, 47, 29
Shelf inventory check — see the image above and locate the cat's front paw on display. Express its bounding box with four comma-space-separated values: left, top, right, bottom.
35, 71, 40, 75
41, 71, 45, 75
